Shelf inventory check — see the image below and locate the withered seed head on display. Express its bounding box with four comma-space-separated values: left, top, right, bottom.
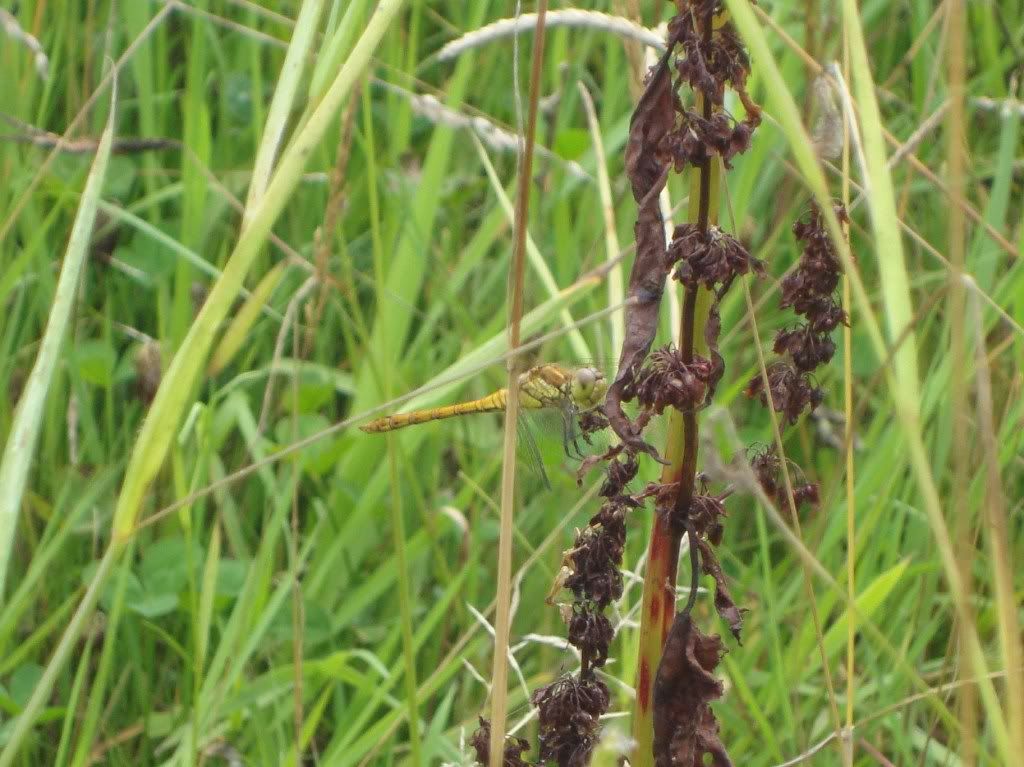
792, 483, 820, 507
749, 202, 849, 424
669, 1, 755, 106
748, 446, 821, 510
650, 0, 761, 177
589, 497, 633, 539
663, 110, 760, 171
669, 224, 765, 290
689, 493, 728, 539
532, 675, 610, 767
564, 522, 625, 608
567, 604, 615, 667
773, 325, 837, 372
744, 361, 823, 424
600, 453, 639, 498
633, 345, 714, 415
779, 202, 848, 338
750, 447, 781, 496
779, 257, 841, 303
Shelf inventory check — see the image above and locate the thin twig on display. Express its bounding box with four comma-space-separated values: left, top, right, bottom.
375, 80, 589, 181
0, 2, 176, 243
257, 274, 316, 434
489, 4, 549, 764
435, 9, 664, 63
0, 9, 49, 79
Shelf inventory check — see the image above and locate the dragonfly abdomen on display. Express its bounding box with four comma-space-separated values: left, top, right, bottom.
359, 389, 508, 433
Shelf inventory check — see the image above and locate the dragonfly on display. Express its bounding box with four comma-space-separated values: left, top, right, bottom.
359, 364, 609, 485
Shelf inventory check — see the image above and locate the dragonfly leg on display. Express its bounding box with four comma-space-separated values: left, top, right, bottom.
574, 422, 589, 458
560, 415, 573, 458
561, 411, 583, 460
571, 411, 587, 459
563, 413, 582, 459
560, 404, 590, 460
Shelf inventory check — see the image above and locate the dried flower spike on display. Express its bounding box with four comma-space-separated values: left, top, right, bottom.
567, 603, 615, 668
533, 675, 610, 767
669, 223, 765, 291
747, 201, 848, 423
632, 345, 714, 415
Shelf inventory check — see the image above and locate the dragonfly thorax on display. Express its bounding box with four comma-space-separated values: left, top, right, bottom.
515, 364, 607, 412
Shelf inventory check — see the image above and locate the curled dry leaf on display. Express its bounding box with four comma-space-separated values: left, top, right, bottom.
605, 47, 677, 460
696, 537, 743, 641
653, 615, 733, 767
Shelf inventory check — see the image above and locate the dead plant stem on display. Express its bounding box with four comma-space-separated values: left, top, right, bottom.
630, 8, 715, 764
488, 4, 548, 766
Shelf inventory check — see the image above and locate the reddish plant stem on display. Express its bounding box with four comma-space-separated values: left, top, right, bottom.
631, 8, 716, 763
632, 161, 714, 763
674, 0, 715, 521
671, 84, 714, 598
673, 145, 711, 522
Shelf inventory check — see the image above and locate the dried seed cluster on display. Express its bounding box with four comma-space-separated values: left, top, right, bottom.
532, 675, 611, 767
524, 452, 639, 765
472, 2, 843, 765
669, 223, 765, 294
662, 0, 762, 171
743, 202, 849, 516
563, 499, 630, 613
750, 445, 820, 513
630, 345, 714, 414
472, 449, 637, 767
745, 202, 848, 424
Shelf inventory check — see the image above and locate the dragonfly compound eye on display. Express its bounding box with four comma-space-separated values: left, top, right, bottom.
575, 367, 597, 391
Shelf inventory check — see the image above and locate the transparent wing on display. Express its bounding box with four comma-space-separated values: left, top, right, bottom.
517, 414, 551, 491
517, 400, 610, 482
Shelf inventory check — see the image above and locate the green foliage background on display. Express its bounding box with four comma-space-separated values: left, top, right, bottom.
0, 1, 1021, 765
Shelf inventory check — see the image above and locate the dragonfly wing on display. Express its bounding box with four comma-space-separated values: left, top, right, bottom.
517, 414, 552, 491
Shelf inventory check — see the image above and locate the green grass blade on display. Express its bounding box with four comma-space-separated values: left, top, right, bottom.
111, 0, 408, 540
0, 72, 116, 597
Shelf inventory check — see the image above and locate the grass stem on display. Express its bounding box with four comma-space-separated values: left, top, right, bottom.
489, 5, 548, 765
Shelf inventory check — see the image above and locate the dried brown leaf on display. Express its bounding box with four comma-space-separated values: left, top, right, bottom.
652, 615, 733, 767
696, 537, 743, 641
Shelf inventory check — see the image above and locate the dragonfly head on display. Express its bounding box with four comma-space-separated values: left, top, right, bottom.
571, 366, 607, 410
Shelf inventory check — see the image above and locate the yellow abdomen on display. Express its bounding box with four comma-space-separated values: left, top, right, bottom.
359, 389, 508, 433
